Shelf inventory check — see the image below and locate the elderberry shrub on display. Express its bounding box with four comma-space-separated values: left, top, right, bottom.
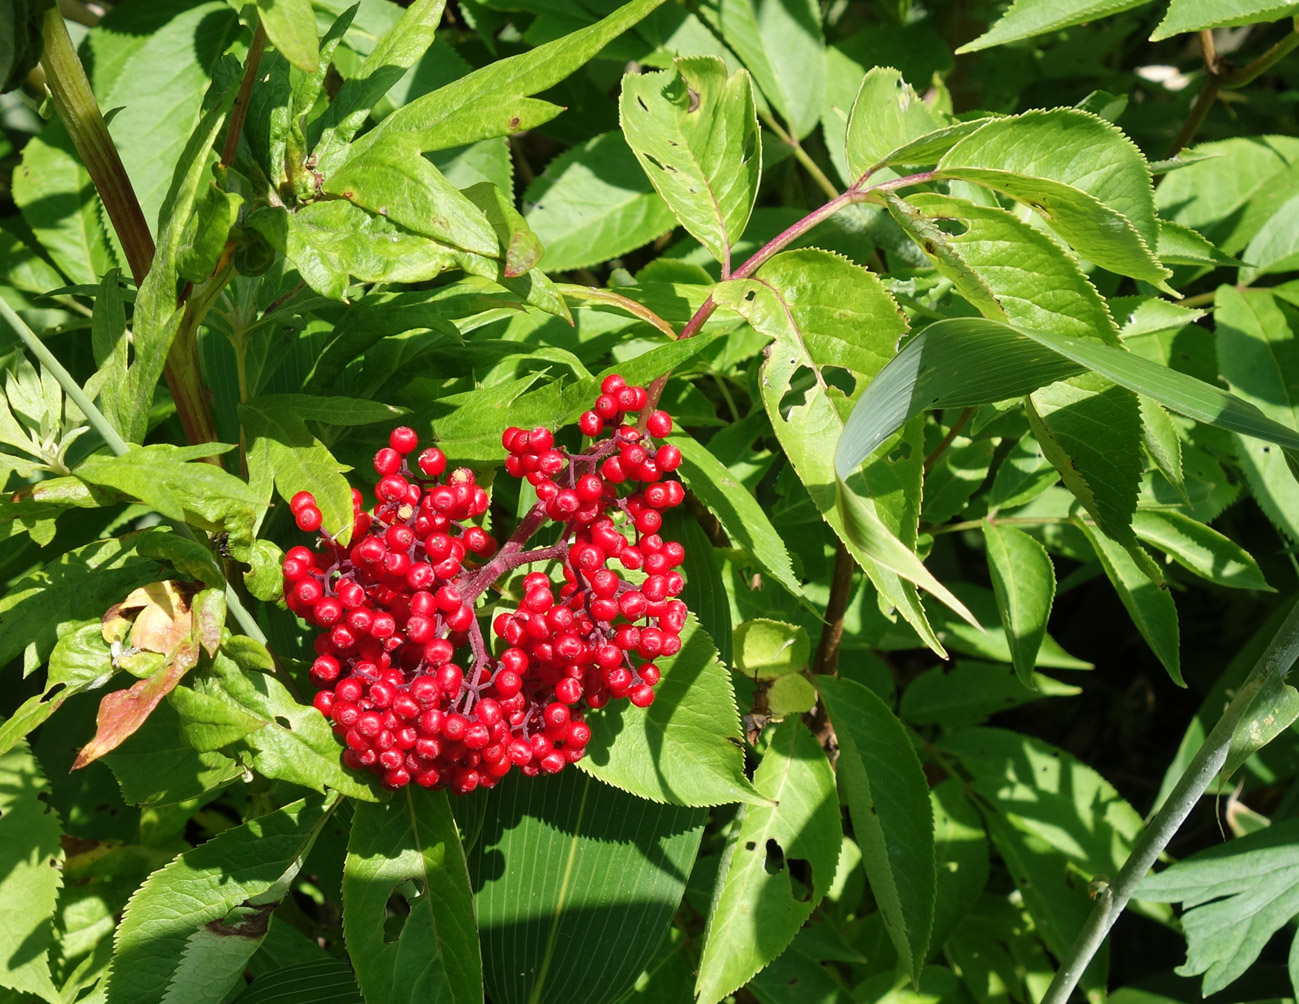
282, 376, 688, 793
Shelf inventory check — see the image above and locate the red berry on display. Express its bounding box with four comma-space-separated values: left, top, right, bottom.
295, 506, 323, 532
390, 427, 419, 454
290, 490, 316, 515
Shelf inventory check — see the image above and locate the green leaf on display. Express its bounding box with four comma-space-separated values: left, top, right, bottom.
247, 201, 458, 301
872, 118, 997, 172
957, 0, 1153, 53
711, 249, 976, 651
126, 72, 240, 443
0, 535, 164, 676
1026, 380, 1145, 549
1152, 0, 1299, 40
240, 395, 399, 547
1131, 510, 1270, 590
177, 178, 243, 283
900, 660, 1080, 729
1158, 220, 1242, 267
1215, 286, 1299, 540
335, 0, 667, 157
90, 269, 130, 439
312, 0, 446, 167
709, 0, 825, 138
1139, 819, 1299, 996
323, 134, 501, 258
0, 623, 115, 757
981, 523, 1056, 685
233, 960, 364, 1004
834, 317, 1299, 484
257, 0, 318, 72
578, 613, 763, 806
0, 741, 63, 1002
1076, 520, 1182, 684
886, 192, 1121, 344
12, 116, 116, 286
522, 131, 676, 272
620, 57, 760, 267
75, 444, 262, 557
471, 769, 705, 1004
818, 676, 935, 981
1224, 671, 1299, 780
461, 181, 543, 277
670, 430, 802, 597
103, 794, 337, 1004
174, 638, 381, 801
694, 719, 840, 1004
733, 619, 809, 678
936, 110, 1170, 289
930, 780, 991, 949
342, 792, 480, 1004
845, 67, 944, 179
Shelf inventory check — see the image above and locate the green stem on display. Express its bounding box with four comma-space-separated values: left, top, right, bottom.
759, 107, 840, 201
0, 291, 271, 652
1041, 597, 1299, 1004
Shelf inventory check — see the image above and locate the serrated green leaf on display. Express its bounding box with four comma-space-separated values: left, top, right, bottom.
620, 57, 760, 267
0, 535, 164, 676
818, 676, 934, 981
1131, 509, 1270, 590
1026, 380, 1144, 549
1215, 286, 1299, 541
1152, 0, 1299, 40
957, 0, 1153, 53
90, 269, 130, 439
711, 249, 975, 651
662, 506, 734, 669
670, 430, 802, 597
1114, 295, 1206, 338
709, 0, 825, 138
1076, 519, 1182, 684
523, 131, 676, 272
1158, 220, 1242, 267
471, 769, 705, 1004
332, 0, 667, 159
178, 639, 381, 801
103, 794, 336, 1004
247, 202, 458, 301
462, 181, 542, 277
1139, 819, 1299, 996
845, 67, 944, 179
695, 718, 840, 1004
733, 618, 809, 679
1139, 396, 1186, 502
981, 523, 1056, 685
887, 191, 1120, 344
343, 792, 480, 1004
0, 623, 116, 757
75, 445, 262, 558
578, 613, 762, 806
936, 110, 1170, 289
311, 0, 446, 167
240, 395, 397, 548
0, 741, 63, 1002
872, 118, 996, 172
257, 0, 318, 72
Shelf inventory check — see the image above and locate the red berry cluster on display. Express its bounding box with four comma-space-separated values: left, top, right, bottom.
281, 376, 688, 794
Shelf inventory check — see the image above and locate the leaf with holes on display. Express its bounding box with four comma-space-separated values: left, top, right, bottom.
471, 769, 705, 1004
845, 67, 945, 179
886, 191, 1120, 344
818, 675, 935, 981
694, 718, 840, 1004
102, 793, 337, 1004
620, 56, 760, 268
935, 110, 1171, 290
342, 791, 480, 1004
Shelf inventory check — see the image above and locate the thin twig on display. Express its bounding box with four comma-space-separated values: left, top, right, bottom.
222, 22, 267, 168
811, 541, 854, 677
923, 408, 973, 474
1041, 597, 1299, 1004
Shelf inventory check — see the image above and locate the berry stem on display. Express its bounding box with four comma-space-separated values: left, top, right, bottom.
458, 502, 554, 604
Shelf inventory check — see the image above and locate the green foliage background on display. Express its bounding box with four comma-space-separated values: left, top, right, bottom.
2, 1, 1299, 1003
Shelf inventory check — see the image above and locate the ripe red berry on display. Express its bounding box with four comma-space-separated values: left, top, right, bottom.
390, 427, 419, 454
295, 506, 323, 532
